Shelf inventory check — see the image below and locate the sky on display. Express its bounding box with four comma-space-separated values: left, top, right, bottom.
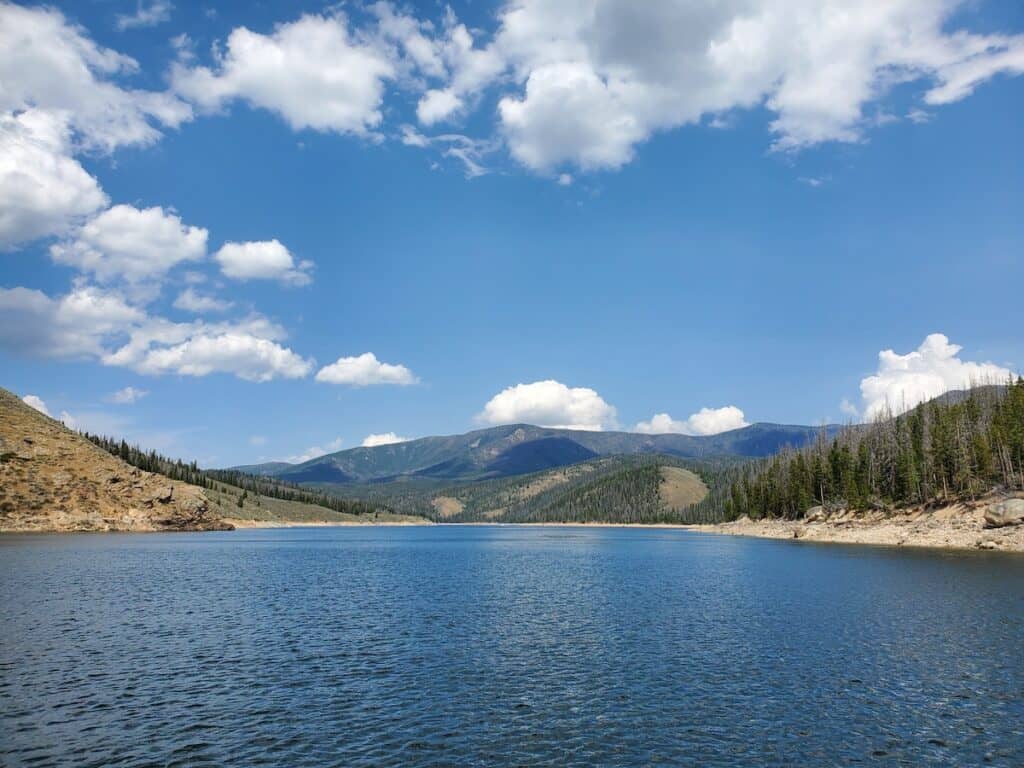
1, 0, 1022, 467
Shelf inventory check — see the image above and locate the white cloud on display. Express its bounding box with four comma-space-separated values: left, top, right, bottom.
173, 287, 233, 314
634, 406, 749, 436
0, 285, 143, 358
417, 89, 463, 125
19, 393, 77, 428
22, 394, 52, 417
284, 437, 343, 464
214, 240, 312, 286
316, 352, 417, 386
859, 333, 1016, 419
478, 379, 617, 431
428, 0, 1024, 172
839, 397, 860, 420
557, 173, 573, 186
400, 124, 497, 177
116, 1, 173, 31
248, 435, 268, 446
171, 12, 395, 136
0, 3, 191, 152
50, 205, 207, 283
120, 330, 313, 382
907, 108, 933, 124
0, 285, 312, 382
361, 432, 411, 447
799, 176, 829, 188
110, 386, 147, 404
0, 110, 108, 248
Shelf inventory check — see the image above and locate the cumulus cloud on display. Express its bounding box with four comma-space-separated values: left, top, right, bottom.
110, 386, 147, 404
634, 406, 749, 436
0, 285, 143, 358
214, 240, 312, 286
0, 5, 193, 247
839, 398, 860, 420
417, 89, 463, 125
171, 12, 395, 136
362, 432, 411, 447
114, 329, 313, 382
0, 284, 312, 382
0, 110, 108, 248
0, 3, 191, 152
173, 287, 233, 314
116, 1, 173, 31
20, 393, 77, 427
316, 352, 417, 386
859, 333, 1016, 419
50, 205, 207, 283
478, 379, 617, 431
429, 0, 1024, 171
283, 437, 343, 464
22, 394, 52, 417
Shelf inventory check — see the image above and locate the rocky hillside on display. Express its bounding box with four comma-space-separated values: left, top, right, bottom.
0, 388, 231, 532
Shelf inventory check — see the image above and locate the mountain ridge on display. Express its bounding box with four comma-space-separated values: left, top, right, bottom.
232, 421, 841, 486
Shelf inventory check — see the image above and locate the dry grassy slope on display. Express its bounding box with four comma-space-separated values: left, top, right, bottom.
0, 387, 231, 532
659, 466, 709, 511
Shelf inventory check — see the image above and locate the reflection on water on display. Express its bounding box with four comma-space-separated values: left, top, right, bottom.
2, 526, 1023, 766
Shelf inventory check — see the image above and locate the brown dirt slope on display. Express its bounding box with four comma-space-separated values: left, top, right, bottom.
0, 387, 232, 532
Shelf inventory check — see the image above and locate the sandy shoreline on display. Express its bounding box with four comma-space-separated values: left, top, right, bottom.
226, 506, 1024, 553
223, 518, 432, 529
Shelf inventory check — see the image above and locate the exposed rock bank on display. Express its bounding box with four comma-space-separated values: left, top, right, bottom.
700, 495, 1024, 552
0, 388, 232, 532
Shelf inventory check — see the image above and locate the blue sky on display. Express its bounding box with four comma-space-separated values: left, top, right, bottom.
1, 0, 1022, 466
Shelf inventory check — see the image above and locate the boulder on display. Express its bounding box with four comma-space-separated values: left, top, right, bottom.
983, 499, 1024, 529
150, 485, 174, 504
805, 506, 828, 523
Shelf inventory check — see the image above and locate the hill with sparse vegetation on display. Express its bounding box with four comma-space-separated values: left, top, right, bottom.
0, 387, 230, 532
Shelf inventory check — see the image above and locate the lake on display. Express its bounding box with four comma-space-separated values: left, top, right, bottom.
2, 525, 1023, 766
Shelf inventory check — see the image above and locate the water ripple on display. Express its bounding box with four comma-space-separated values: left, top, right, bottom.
2, 527, 1023, 766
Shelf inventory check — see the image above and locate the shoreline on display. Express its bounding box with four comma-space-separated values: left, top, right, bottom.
687, 501, 1024, 553
7, 510, 1022, 554
223, 518, 433, 529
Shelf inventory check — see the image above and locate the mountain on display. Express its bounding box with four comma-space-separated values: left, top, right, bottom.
234, 422, 839, 487
0, 387, 231, 532
229, 461, 294, 476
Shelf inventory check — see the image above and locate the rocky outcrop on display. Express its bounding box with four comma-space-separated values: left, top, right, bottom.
0, 387, 232, 533
983, 499, 1024, 529
703, 493, 1024, 552
805, 506, 828, 523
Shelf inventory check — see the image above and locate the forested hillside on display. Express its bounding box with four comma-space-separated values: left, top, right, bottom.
350, 455, 742, 524
82, 434, 387, 520
702, 380, 1024, 522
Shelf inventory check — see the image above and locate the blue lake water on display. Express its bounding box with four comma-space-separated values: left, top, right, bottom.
1, 525, 1023, 766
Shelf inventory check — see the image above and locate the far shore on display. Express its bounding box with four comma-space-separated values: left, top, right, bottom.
223, 518, 433, 529
225, 512, 1024, 553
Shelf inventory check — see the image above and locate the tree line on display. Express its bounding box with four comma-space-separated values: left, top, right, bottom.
82, 433, 382, 517
694, 379, 1024, 522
